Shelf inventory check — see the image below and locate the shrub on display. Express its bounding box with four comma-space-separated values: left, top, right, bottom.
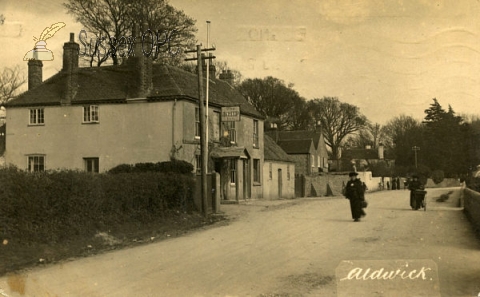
108, 160, 194, 175
431, 170, 445, 184
0, 168, 195, 245
107, 164, 134, 174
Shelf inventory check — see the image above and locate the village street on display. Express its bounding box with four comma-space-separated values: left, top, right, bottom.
1, 187, 480, 297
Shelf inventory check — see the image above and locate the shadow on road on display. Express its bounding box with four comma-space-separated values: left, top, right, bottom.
324, 218, 358, 222
377, 207, 416, 211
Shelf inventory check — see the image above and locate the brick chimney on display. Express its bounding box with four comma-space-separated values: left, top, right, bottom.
62, 33, 79, 105
196, 54, 216, 79
62, 33, 79, 72
378, 143, 384, 159
219, 69, 234, 85
209, 64, 216, 79
27, 60, 43, 90
128, 23, 152, 98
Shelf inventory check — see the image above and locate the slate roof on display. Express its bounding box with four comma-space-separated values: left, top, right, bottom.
276, 139, 313, 154
264, 135, 294, 163
210, 146, 249, 159
265, 130, 322, 150
342, 148, 394, 160
8, 64, 263, 118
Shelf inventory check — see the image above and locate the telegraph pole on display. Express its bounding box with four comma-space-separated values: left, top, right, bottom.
185, 44, 215, 217
412, 146, 420, 169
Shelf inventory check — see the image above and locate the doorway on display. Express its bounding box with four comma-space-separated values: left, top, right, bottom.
243, 159, 250, 199
278, 168, 283, 198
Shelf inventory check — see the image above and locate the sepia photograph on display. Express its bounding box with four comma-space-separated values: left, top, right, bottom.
0, 0, 480, 296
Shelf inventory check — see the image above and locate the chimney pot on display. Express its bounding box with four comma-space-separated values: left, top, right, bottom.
69, 32, 74, 42
220, 69, 235, 85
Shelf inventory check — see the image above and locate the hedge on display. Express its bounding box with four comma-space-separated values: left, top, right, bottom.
108, 160, 194, 175
0, 166, 195, 244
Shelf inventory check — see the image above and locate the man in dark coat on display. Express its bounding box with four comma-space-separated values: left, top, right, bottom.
344, 172, 366, 222
408, 175, 423, 209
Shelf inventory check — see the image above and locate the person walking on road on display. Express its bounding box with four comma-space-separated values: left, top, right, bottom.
408, 175, 423, 209
344, 172, 366, 222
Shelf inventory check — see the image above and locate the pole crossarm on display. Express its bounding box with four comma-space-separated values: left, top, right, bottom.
184, 47, 216, 54
184, 55, 216, 61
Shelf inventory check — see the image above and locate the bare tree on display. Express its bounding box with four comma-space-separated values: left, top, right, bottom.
0, 66, 26, 106
308, 97, 367, 159
65, 0, 197, 66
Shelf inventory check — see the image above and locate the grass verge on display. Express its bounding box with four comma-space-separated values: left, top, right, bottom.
0, 211, 226, 277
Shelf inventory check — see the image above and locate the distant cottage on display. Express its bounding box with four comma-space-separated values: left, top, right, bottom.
265, 128, 329, 175
331, 144, 395, 172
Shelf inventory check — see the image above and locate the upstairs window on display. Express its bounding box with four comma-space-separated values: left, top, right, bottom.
27, 155, 45, 172
29, 108, 44, 125
223, 122, 236, 144
195, 107, 200, 139
253, 120, 259, 148
195, 154, 201, 174
212, 111, 220, 141
83, 105, 99, 123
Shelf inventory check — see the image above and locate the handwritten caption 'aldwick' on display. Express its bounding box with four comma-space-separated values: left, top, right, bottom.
336, 259, 441, 297
340, 266, 431, 281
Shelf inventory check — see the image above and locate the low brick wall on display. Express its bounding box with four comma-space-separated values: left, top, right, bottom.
300, 172, 393, 197
463, 188, 480, 235
425, 178, 460, 188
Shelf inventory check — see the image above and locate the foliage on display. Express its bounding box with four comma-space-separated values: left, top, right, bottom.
108, 160, 194, 174
64, 0, 197, 66
236, 76, 305, 130
308, 97, 367, 159
414, 164, 432, 185
393, 165, 408, 177
0, 65, 25, 106
422, 99, 472, 177
381, 115, 424, 166
369, 162, 393, 177
431, 170, 445, 184
0, 167, 195, 245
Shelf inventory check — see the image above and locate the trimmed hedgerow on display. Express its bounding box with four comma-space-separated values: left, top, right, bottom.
0, 166, 195, 245
108, 160, 194, 175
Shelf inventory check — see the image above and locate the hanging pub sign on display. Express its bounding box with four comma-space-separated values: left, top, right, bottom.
221, 106, 240, 122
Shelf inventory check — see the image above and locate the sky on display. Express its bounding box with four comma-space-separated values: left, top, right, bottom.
1, 0, 480, 124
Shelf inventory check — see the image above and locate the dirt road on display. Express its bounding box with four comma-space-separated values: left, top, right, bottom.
1, 187, 479, 296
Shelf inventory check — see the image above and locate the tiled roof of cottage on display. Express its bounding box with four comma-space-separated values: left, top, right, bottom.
276, 139, 313, 154
265, 130, 322, 150
8, 64, 263, 118
264, 135, 294, 163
